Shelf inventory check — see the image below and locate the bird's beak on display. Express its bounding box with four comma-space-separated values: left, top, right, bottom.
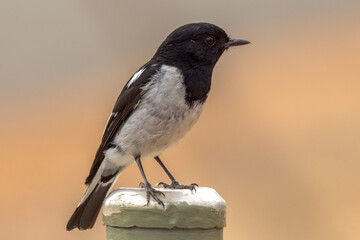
224, 38, 250, 49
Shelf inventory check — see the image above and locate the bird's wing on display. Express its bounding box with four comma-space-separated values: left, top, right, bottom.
85, 64, 158, 185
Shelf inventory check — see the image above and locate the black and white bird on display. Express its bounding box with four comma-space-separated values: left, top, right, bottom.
66, 22, 249, 231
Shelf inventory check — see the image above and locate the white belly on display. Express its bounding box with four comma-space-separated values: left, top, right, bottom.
113, 65, 205, 159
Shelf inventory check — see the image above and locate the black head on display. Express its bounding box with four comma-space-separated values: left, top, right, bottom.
153, 22, 249, 68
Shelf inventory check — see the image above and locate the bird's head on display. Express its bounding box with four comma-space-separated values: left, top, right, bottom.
153, 22, 250, 68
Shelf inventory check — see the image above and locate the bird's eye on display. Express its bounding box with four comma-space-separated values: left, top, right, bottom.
204, 36, 216, 46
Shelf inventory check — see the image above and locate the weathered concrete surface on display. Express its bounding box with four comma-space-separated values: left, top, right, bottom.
103, 187, 226, 240
107, 226, 223, 240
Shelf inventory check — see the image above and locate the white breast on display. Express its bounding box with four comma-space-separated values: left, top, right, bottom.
113, 65, 204, 159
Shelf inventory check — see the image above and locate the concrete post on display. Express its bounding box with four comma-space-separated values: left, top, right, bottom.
103, 187, 226, 240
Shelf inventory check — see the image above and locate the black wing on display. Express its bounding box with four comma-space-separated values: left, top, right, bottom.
84, 63, 159, 185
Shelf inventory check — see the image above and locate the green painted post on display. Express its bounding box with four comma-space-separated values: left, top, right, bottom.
103, 187, 226, 240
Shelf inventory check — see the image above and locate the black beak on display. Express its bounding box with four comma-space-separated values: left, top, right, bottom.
224, 38, 250, 49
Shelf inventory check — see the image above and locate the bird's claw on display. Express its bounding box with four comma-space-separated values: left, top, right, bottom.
157, 181, 199, 192
139, 182, 165, 207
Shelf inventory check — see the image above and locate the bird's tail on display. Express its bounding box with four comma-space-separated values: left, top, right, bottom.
66, 169, 120, 231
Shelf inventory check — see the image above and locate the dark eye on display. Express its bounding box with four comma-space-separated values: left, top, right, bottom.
204, 36, 216, 46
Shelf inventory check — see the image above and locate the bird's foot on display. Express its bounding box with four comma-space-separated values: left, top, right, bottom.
139, 182, 165, 207
157, 181, 199, 192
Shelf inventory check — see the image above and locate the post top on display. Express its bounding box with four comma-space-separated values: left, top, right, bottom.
103, 187, 226, 229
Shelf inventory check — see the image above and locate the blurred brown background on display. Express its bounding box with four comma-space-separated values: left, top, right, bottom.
1, 1, 359, 240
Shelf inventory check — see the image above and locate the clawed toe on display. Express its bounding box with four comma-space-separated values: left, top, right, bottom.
183, 183, 198, 192
157, 182, 171, 188
140, 182, 165, 207
188, 183, 199, 192
157, 181, 199, 192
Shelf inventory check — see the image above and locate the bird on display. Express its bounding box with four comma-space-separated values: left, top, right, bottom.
66, 22, 250, 231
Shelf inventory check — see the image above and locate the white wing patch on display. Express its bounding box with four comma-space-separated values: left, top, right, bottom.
103, 112, 116, 134
127, 68, 146, 88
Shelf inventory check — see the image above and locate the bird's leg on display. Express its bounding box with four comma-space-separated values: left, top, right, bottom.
154, 156, 198, 192
135, 156, 165, 207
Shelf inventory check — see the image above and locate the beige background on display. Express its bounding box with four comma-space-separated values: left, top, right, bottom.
1, 1, 360, 240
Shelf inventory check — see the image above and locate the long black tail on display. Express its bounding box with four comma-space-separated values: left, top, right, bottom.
66, 179, 115, 231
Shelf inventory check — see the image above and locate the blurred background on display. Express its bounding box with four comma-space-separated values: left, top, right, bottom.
1, 1, 359, 239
